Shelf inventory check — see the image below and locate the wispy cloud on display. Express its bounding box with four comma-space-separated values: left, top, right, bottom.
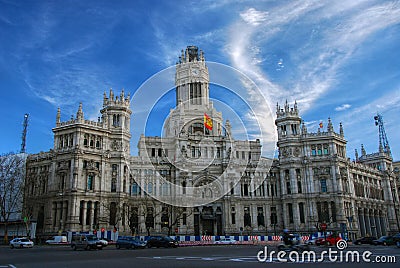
335, 104, 351, 111
227, 1, 400, 112
240, 8, 268, 26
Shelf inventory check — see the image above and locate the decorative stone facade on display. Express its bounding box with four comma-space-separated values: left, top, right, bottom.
24, 46, 399, 240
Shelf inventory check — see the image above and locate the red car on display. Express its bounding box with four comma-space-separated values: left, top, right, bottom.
315, 235, 342, 246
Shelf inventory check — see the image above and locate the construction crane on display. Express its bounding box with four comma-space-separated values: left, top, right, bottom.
20, 113, 29, 154
374, 113, 391, 156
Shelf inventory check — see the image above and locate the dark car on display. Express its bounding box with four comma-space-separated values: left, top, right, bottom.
392, 233, 400, 242
146, 236, 178, 248
372, 236, 395, 246
71, 234, 103, 250
354, 236, 377, 245
116, 236, 147, 249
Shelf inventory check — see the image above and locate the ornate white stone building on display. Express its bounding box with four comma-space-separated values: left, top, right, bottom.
24, 46, 399, 240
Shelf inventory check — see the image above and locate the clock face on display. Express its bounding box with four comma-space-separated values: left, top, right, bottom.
191, 68, 200, 76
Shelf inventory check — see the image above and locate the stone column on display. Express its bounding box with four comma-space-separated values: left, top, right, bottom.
358, 208, 366, 237
89, 201, 94, 230
369, 209, 378, 237
62, 201, 68, 231
379, 213, 387, 236
55, 202, 61, 229
364, 208, 371, 236
374, 212, 381, 237
82, 201, 87, 231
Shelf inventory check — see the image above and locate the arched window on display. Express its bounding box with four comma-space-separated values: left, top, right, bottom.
83, 135, 88, 146
147, 182, 153, 194
131, 182, 138, 196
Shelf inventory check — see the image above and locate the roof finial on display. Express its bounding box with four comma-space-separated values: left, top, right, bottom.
56, 107, 61, 125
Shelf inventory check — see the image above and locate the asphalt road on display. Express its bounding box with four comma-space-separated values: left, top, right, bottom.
0, 244, 399, 268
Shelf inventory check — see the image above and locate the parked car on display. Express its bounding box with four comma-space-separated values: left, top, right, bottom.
98, 239, 108, 247
214, 238, 237, 244
373, 236, 395, 246
307, 237, 322, 245
116, 236, 147, 249
314, 237, 326, 246
10, 238, 34, 249
146, 236, 178, 248
392, 233, 400, 242
71, 234, 103, 250
45, 236, 68, 245
325, 234, 342, 246
314, 235, 341, 246
354, 236, 377, 245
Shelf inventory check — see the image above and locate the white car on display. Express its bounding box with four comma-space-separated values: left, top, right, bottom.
214, 238, 237, 244
10, 238, 34, 249
99, 239, 109, 246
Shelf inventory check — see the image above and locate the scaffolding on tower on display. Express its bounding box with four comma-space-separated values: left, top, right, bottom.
21, 113, 29, 154
374, 113, 391, 156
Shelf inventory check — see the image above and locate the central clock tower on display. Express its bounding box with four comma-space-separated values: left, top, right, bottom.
175, 45, 210, 110
163, 46, 223, 138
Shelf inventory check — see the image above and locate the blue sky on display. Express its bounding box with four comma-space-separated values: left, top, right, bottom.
0, 0, 399, 161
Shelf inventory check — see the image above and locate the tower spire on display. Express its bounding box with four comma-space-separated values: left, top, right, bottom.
76, 103, 84, 121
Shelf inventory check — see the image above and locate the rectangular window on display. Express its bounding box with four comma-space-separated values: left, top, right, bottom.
320, 179, 327, 192
299, 202, 305, 223
217, 147, 221, 158
243, 183, 249, 196
182, 209, 187, 225
286, 181, 291, 194
87, 174, 93, 190
257, 207, 265, 226
244, 207, 251, 227
270, 207, 277, 225
291, 124, 297, 135
231, 213, 236, 224
288, 203, 294, 223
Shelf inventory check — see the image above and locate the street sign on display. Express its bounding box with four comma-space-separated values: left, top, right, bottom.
320, 223, 327, 231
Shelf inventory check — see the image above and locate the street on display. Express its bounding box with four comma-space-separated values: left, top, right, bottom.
0, 244, 399, 268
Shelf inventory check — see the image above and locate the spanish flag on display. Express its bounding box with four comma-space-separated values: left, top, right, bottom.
204, 113, 213, 130
319, 122, 323, 128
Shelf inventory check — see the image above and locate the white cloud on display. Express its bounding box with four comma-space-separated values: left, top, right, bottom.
335, 104, 351, 111
240, 8, 268, 26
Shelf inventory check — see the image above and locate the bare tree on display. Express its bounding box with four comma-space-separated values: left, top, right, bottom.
127, 194, 164, 236
0, 152, 26, 244
162, 205, 193, 236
